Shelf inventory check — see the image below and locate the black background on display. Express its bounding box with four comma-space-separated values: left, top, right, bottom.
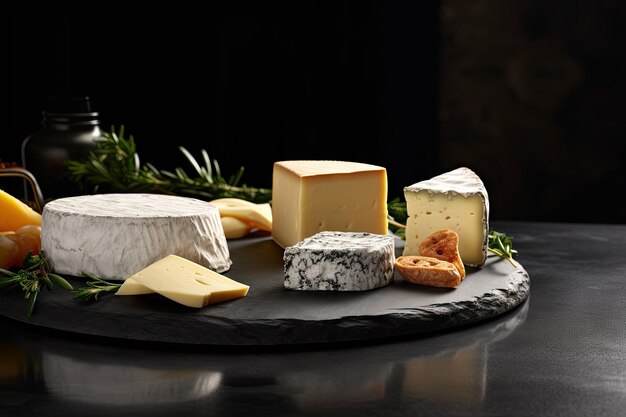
9, 2, 626, 223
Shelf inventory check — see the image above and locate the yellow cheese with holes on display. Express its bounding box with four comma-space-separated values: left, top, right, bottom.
271, 161, 388, 248
0, 189, 41, 232
118, 255, 249, 307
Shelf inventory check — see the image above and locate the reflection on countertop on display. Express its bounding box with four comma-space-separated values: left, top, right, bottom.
0, 298, 528, 414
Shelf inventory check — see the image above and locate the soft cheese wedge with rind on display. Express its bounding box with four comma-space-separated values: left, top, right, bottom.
403, 167, 489, 267
121, 255, 249, 308
0, 189, 41, 231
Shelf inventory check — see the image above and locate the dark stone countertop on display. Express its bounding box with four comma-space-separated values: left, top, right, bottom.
0, 221, 624, 417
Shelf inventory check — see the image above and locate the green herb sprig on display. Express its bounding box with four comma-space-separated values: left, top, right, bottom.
488, 229, 519, 267
71, 273, 121, 302
0, 252, 74, 316
67, 126, 272, 203
387, 197, 408, 239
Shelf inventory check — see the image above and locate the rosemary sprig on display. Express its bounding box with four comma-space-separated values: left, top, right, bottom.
67, 126, 272, 203
71, 273, 121, 302
387, 197, 408, 239
0, 251, 74, 316
488, 229, 519, 267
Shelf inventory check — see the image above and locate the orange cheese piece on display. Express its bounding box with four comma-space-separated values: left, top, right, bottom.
0, 189, 42, 232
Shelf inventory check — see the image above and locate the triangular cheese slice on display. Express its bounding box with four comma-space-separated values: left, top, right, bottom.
403, 167, 489, 267
117, 255, 249, 308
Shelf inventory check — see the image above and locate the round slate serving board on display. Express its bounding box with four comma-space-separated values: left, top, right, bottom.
0, 235, 529, 346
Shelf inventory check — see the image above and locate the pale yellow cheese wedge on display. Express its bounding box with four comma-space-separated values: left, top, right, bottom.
220, 216, 253, 239
0, 189, 41, 232
209, 198, 272, 232
115, 278, 155, 295
118, 254, 249, 308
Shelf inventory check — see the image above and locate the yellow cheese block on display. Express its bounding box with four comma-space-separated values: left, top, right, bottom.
120, 254, 249, 308
0, 189, 41, 232
271, 160, 388, 248
209, 198, 272, 232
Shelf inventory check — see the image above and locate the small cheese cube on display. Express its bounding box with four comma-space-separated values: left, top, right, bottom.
272, 160, 388, 248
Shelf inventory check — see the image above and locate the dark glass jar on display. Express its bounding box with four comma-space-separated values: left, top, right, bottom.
21, 97, 101, 200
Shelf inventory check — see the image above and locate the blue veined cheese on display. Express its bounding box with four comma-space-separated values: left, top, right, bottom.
403, 167, 489, 267
283, 232, 395, 291
42, 193, 231, 280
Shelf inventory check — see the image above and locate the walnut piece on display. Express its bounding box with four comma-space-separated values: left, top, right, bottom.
395, 256, 462, 288
418, 228, 466, 279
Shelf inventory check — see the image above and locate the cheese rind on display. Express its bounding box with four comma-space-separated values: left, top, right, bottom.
284, 231, 395, 291
403, 168, 489, 267
42, 194, 231, 280
272, 161, 388, 248
127, 255, 249, 308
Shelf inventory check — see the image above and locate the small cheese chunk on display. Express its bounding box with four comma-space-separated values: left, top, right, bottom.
220, 216, 254, 239
0, 189, 41, 232
284, 231, 395, 291
209, 198, 272, 232
272, 161, 388, 248
403, 168, 489, 267
126, 255, 249, 308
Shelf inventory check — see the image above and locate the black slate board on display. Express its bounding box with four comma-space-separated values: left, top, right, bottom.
0, 234, 529, 346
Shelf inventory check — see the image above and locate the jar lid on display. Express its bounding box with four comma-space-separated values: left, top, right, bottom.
44, 96, 95, 114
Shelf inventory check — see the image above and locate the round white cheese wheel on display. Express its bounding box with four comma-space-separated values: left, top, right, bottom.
42, 193, 231, 280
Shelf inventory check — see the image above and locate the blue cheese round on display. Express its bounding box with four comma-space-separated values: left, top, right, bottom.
283, 231, 395, 291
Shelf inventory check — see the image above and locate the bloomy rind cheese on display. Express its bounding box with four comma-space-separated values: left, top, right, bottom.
283, 231, 395, 291
403, 167, 489, 267
42, 194, 231, 280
